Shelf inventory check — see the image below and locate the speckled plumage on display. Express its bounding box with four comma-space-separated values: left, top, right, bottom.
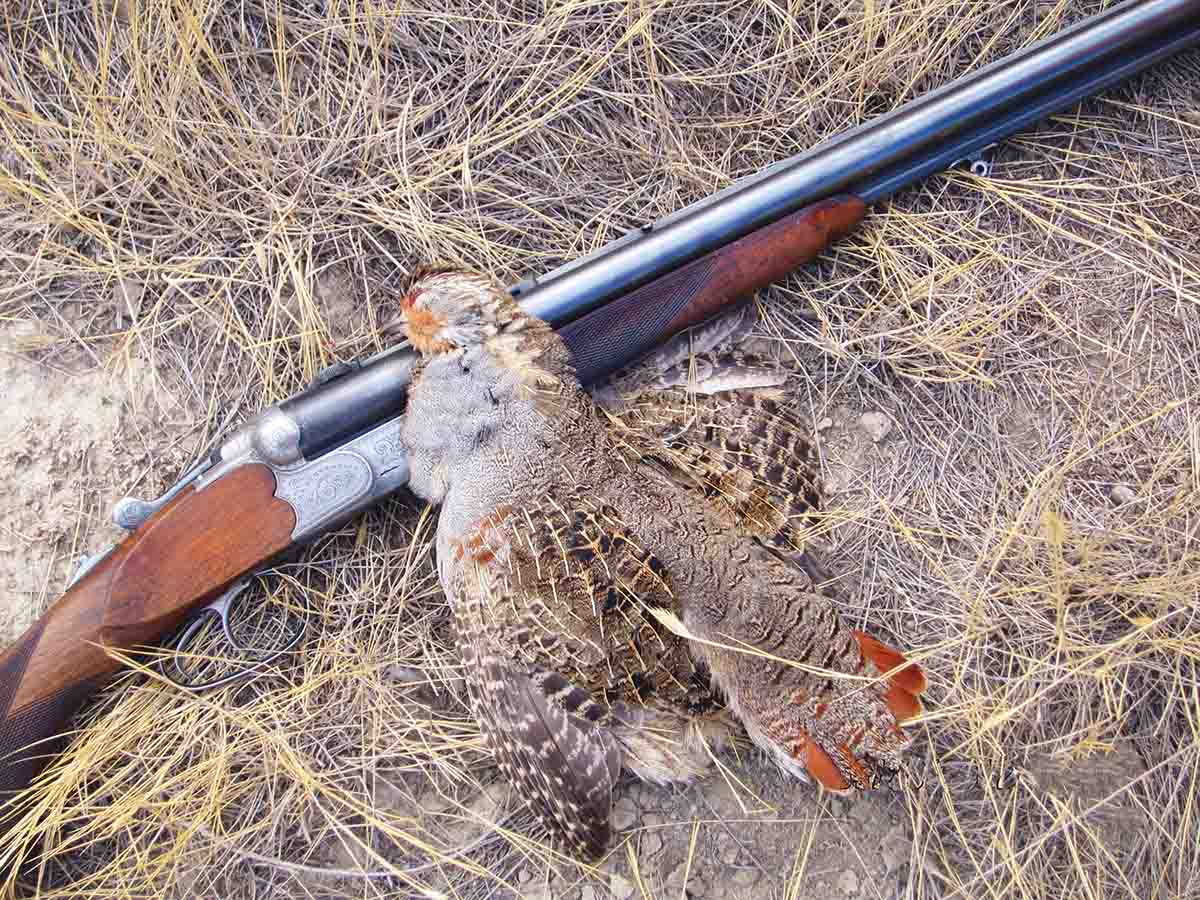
605, 383, 824, 565
395, 269, 926, 860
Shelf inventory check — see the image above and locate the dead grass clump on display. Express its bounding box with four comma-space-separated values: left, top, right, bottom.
1, 1, 1198, 898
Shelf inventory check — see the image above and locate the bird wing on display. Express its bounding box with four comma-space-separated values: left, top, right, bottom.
602, 375, 823, 559
462, 620, 621, 859
445, 494, 690, 859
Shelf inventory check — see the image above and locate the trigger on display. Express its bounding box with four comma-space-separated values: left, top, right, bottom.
208, 578, 253, 617
209, 578, 254, 647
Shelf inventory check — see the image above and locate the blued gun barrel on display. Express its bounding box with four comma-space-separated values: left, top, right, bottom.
517, 0, 1200, 322
279, 0, 1200, 460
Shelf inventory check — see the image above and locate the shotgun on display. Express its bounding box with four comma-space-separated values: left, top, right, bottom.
2, 0, 1197, 815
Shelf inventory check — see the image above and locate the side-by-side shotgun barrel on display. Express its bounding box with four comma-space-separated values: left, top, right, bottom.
284, 0, 1200, 450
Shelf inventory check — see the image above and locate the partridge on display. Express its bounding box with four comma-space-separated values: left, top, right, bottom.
394, 268, 926, 859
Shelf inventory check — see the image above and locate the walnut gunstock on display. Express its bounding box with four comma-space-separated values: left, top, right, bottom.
0, 463, 295, 812
557, 195, 867, 385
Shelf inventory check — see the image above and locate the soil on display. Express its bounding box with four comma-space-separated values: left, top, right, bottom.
0, 323, 199, 640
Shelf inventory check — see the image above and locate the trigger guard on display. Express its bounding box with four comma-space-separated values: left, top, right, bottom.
215, 585, 249, 652
160, 576, 307, 692
172, 608, 219, 654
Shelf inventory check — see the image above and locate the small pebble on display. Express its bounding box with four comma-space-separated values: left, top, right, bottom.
640, 829, 664, 856
817, 416, 834, 432
1110, 484, 1136, 505
611, 795, 638, 831
609, 873, 636, 900
837, 868, 860, 895
859, 411, 893, 443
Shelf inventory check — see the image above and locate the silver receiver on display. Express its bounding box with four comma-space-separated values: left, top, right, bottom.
194, 406, 410, 541
271, 415, 410, 541
100, 403, 413, 693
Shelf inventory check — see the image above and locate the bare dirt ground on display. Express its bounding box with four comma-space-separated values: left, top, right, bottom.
1, 2, 1198, 899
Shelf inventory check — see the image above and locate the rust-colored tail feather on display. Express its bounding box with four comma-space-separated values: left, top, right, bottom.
852, 631, 927, 697
883, 682, 922, 722
803, 739, 850, 792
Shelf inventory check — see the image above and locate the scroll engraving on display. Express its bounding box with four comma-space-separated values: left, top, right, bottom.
274, 452, 373, 539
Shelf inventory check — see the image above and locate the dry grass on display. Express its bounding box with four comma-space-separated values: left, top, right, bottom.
1, 1, 1198, 897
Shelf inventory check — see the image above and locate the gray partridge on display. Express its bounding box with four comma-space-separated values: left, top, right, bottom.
394, 267, 926, 859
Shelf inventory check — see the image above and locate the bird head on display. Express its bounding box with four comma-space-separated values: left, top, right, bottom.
385, 267, 520, 356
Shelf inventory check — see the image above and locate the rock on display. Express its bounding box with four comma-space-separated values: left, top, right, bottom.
1110, 484, 1136, 505
817, 416, 834, 432
609, 873, 636, 900
640, 829, 664, 856
836, 869, 860, 895
859, 411, 893, 443
612, 795, 639, 831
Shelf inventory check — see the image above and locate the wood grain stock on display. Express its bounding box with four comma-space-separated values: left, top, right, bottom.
0, 463, 295, 808
559, 194, 867, 385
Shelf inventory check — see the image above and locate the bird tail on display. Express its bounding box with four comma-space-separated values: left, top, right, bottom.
852, 630, 926, 720
798, 631, 927, 794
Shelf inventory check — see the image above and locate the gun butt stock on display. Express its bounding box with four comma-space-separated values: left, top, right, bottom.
559, 194, 867, 385
0, 463, 295, 817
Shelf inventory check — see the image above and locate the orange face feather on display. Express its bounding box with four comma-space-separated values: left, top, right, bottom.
400, 289, 454, 354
